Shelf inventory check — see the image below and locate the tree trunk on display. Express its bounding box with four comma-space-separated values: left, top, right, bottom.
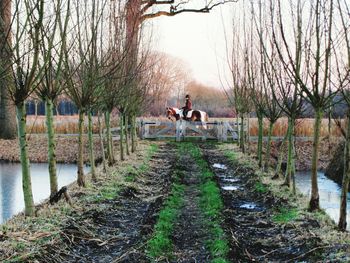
120, 113, 125, 161
246, 114, 250, 152
292, 137, 296, 195
98, 112, 107, 173
265, 121, 274, 171
125, 114, 130, 155
240, 115, 245, 153
0, 0, 17, 139
88, 111, 96, 181
105, 111, 115, 165
131, 114, 137, 153
77, 110, 86, 187
274, 132, 288, 179
236, 115, 240, 146
257, 114, 263, 168
309, 108, 323, 211
16, 102, 34, 216
45, 98, 58, 197
338, 115, 350, 231
284, 117, 294, 188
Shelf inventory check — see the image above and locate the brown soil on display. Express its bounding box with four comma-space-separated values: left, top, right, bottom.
200, 143, 347, 262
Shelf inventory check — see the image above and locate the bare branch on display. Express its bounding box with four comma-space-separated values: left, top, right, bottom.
141, 0, 237, 21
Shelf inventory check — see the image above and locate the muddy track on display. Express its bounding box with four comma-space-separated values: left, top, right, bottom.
170, 154, 211, 262
200, 143, 324, 262
34, 143, 176, 263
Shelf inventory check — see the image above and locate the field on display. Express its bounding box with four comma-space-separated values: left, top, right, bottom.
27, 115, 344, 138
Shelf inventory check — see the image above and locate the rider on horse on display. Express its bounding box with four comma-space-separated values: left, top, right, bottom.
181, 94, 192, 120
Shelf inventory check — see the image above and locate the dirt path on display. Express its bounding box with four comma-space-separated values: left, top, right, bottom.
12, 141, 347, 262
171, 155, 211, 262
34, 143, 176, 263
200, 143, 325, 262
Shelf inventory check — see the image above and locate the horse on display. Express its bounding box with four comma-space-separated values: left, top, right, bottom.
166, 107, 209, 122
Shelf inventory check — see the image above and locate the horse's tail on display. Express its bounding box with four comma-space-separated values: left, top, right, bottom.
205, 112, 209, 122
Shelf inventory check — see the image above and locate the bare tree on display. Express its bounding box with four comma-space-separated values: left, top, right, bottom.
62, 0, 108, 186
333, 0, 350, 231
36, 0, 70, 197
5, 0, 45, 216
272, 0, 337, 211
226, 14, 252, 153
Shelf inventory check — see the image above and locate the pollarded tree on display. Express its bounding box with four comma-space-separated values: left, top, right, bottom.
262, 0, 306, 190
272, 0, 338, 211
244, 22, 267, 167
333, 0, 350, 231
253, 1, 283, 171
36, 0, 70, 197
6, 0, 45, 216
62, 0, 108, 186
226, 14, 252, 153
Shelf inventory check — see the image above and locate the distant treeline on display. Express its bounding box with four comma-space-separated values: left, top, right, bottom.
26, 94, 348, 118
26, 100, 78, 115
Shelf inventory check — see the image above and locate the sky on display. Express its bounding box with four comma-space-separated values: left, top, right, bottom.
148, 4, 235, 89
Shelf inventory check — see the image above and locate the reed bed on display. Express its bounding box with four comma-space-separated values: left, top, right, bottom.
26, 115, 119, 134
248, 117, 344, 137
26, 115, 344, 137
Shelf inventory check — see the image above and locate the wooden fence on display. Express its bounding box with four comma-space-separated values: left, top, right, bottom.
138, 120, 245, 142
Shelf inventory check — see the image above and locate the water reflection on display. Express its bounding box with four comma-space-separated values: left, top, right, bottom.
295, 171, 350, 229
0, 163, 81, 224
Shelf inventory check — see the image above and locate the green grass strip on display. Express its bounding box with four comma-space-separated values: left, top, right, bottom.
184, 143, 229, 263
147, 144, 185, 260
147, 183, 185, 259
273, 207, 299, 223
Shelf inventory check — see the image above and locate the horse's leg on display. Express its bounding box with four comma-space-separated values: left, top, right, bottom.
201, 112, 207, 129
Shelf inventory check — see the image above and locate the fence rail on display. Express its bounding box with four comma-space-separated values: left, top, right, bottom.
138, 120, 246, 142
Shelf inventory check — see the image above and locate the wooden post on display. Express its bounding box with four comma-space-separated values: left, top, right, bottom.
182, 120, 186, 138
176, 120, 181, 142
202, 122, 206, 141
144, 122, 150, 139
222, 122, 228, 142
140, 120, 145, 139
217, 121, 223, 142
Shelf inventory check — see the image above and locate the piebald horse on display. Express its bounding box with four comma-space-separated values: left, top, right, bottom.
166, 107, 209, 122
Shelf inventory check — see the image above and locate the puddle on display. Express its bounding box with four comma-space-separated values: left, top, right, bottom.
222, 178, 240, 183
222, 185, 239, 191
239, 203, 257, 209
213, 163, 227, 170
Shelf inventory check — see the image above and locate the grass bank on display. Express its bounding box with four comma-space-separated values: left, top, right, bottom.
0, 141, 159, 262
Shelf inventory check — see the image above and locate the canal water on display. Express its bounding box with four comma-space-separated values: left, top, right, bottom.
0, 163, 79, 224
295, 171, 350, 229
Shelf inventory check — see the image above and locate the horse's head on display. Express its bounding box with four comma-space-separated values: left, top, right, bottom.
166, 107, 173, 120
166, 107, 176, 121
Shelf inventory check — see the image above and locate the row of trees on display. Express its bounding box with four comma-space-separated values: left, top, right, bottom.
25, 49, 234, 120
0, 0, 236, 218
227, 0, 350, 231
